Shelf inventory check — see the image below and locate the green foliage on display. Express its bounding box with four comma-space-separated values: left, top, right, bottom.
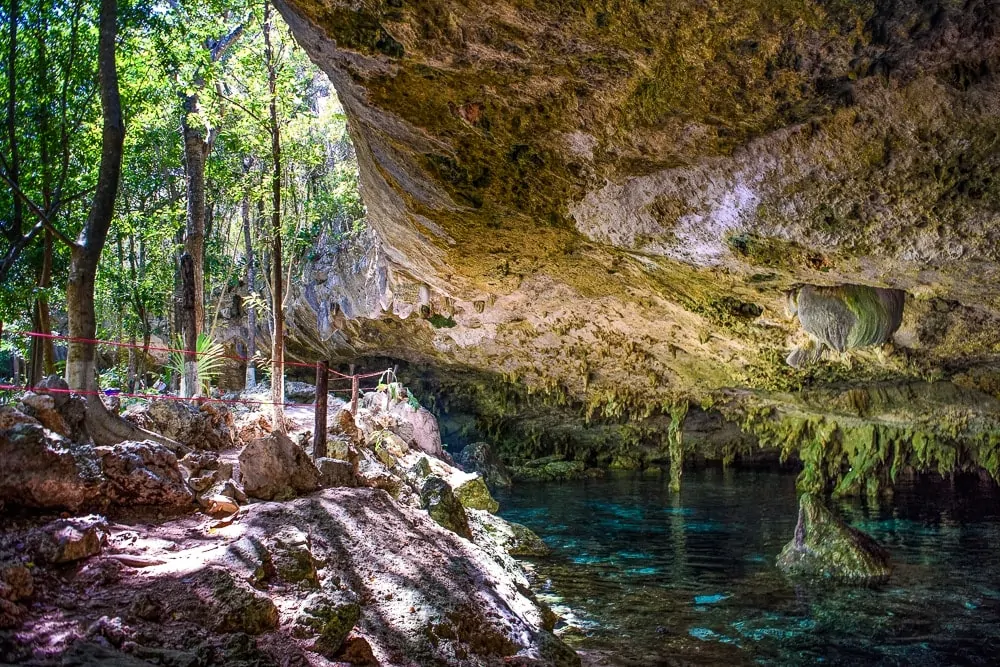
167, 333, 225, 395
427, 314, 457, 328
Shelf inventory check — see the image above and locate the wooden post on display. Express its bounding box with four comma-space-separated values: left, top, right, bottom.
349, 363, 359, 414
313, 362, 328, 459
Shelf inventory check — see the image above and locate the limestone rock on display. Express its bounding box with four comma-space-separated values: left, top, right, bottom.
455, 442, 512, 490
99, 440, 195, 509
316, 457, 358, 488
334, 633, 377, 666
18, 392, 70, 436
238, 431, 320, 500
511, 457, 587, 483
454, 476, 500, 514
202, 493, 240, 517
233, 410, 271, 444
356, 458, 403, 498
124, 399, 235, 451
389, 402, 443, 457
777, 493, 891, 584
0, 423, 103, 511
266, 526, 319, 586
0, 405, 39, 431
331, 407, 361, 444
294, 589, 361, 655
35, 374, 69, 406
285, 380, 317, 402
0, 565, 32, 602
420, 475, 471, 539
27, 515, 109, 564
172, 567, 279, 635
787, 284, 906, 367
468, 510, 551, 558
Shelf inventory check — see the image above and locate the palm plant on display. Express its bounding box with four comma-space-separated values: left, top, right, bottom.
167, 333, 225, 395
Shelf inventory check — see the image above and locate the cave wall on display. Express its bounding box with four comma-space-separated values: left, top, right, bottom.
274, 0, 1000, 484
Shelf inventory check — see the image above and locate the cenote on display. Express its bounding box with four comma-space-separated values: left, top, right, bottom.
499, 470, 1000, 666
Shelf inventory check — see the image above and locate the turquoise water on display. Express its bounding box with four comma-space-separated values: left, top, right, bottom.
497, 469, 1000, 665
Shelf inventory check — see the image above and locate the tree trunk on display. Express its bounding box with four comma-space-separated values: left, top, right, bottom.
179, 253, 199, 396
65, 0, 180, 451
5, 0, 22, 242
180, 101, 207, 397
265, 0, 284, 432
242, 193, 257, 388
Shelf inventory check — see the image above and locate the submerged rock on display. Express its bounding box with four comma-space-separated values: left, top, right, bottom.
420, 475, 472, 539
777, 493, 891, 584
512, 456, 588, 483
238, 431, 320, 500
455, 441, 512, 490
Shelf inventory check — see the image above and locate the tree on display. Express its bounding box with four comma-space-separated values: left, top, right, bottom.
64, 0, 176, 447
178, 15, 242, 398
263, 0, 284, 431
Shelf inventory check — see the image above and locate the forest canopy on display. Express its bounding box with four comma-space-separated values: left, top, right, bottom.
0, 0, 364, 406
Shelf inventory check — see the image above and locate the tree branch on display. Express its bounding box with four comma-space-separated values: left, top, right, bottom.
0, 169, 78, 249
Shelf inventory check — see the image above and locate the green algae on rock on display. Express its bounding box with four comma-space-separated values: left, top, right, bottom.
420, 475, 473, 539
777, 493, 891, 584
454, 476, 500, 513
786, 284, 905, 367
737, 380, 1000, 497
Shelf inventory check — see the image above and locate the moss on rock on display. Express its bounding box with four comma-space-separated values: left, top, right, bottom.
777, 493, 891, 584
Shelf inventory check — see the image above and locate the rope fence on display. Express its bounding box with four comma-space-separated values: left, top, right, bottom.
0, 329, 394, 457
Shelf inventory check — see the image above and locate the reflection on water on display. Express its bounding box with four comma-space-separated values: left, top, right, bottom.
497, 469, 1000, 666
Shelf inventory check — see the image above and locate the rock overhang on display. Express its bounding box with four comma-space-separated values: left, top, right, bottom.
273, 0, 1000, 456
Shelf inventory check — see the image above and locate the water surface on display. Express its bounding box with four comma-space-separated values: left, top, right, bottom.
498, 469, 1000, 665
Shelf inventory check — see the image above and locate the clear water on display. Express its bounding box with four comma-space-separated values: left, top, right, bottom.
497, 469, 1000, 666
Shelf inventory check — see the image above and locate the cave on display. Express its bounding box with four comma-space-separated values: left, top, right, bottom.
3, 0, 1000, 664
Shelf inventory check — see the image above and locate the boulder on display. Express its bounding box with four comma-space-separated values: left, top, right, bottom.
420, 475, 472, 539
35, 374, 70, 408
454, 476, 500, 513
331, 407, 361, 444
201, 494, 240, 517
267, 526, 320, 586
0, 423, 103, 511
124, 399, 235, 450
316, 458, 358, 488
99, 441, 196, 509
777, 493, 891, 584
455, 442, 512, 490
0, 564, 33, 629
165, 567, 279, 635
334, 633, 377, 666
468, 510, 550, 558
233, 411, 271, 444
356, 458, 403, 498
388, 402, 444, 457
18, 392, 70, 436
285, 381, 317, 402
0, 405, 39, 431
294, 589, 361, 656
26, 515, 109, 564
238, 432, 320, 500
511, 457, 587, 483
